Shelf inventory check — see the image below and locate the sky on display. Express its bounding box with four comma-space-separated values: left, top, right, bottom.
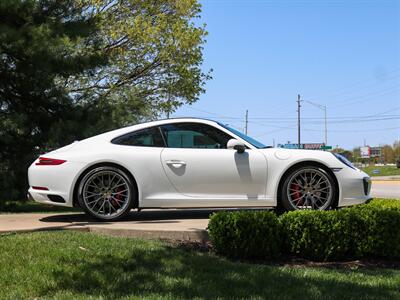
172, 0, 400, 149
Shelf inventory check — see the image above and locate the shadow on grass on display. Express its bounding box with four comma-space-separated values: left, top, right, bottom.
0, 201, 78, 213
45, 245, 399, 299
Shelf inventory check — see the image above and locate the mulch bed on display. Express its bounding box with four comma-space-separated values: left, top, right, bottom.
169, 239, 400, 269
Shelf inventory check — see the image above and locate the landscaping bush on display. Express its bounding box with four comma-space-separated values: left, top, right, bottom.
281, 206, 400, 261
280, 209, 354, 261
208, 200, 400, 261
207, 210, 282, 259
366, 198, 400, 210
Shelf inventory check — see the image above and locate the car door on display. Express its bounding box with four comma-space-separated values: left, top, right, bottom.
159, 122, 268, 203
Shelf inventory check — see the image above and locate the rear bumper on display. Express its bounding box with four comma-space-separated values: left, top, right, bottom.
27, 160, 86, 207
27, 189, 70, 207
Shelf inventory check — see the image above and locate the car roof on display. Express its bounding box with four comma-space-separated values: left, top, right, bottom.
79, 117, 221, 143
121, 117, 220, 132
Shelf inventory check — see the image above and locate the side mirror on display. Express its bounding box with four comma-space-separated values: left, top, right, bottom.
227, 139, 246, 154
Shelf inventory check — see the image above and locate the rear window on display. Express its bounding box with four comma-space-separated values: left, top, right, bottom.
111, 127, 165, 147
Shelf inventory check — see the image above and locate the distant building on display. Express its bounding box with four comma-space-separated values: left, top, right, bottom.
359, 146, 382, 158
370, 147, 382, 158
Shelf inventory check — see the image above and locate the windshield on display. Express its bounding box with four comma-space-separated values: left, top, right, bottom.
218, 123, 267, 149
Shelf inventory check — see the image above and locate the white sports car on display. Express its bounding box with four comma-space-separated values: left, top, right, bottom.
28, 118, 371, 221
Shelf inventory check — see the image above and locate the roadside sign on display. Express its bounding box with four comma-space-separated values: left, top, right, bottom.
321, 146, 332, 150
360, 146, 370, 158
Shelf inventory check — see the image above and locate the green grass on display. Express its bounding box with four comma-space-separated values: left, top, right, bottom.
360, 165, 400, 177
1, 231, 400, 300
0, 200, 78, 214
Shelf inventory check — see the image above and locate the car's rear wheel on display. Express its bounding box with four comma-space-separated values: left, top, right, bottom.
78, 166, 134, 221
281, 166, 337, 211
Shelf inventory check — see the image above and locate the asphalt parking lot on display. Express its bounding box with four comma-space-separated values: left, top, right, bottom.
370, 180, 400, 199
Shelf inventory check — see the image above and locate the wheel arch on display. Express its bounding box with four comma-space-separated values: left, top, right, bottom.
276, 160, 340, 209
72, 162, 139, 208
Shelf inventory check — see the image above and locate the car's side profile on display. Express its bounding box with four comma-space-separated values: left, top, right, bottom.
28, 118, 371, 220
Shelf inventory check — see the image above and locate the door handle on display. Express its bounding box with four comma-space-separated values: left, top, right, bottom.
165, 160, 186, 167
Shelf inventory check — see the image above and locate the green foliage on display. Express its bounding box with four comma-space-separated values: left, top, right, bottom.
208, 210, 282, 259
72, 0, 211, 115
280, 210, 354, 261
0, 0, 209, 200
367, 198, 400, 210
281, 206, 400, 261
208, 200, 400, 261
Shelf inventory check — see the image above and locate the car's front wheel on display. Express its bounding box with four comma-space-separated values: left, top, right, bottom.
281, 166, 337, 211
78, 166, 135, 221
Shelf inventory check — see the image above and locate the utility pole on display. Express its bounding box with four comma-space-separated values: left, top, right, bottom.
297, 94, 301, 149
245, 109, 248, 134
323, 106, 327, 146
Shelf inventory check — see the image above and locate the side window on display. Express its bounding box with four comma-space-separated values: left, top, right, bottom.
112, 127, 165, 147
160, 123, 232, 149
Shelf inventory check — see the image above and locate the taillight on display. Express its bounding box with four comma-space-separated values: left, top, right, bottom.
32, 186, 49, 191
35, 157, 66, 166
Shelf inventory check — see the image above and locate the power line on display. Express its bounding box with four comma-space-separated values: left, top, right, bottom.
181, 105, 399, 131
308, 67, 400, 100
330, 86, 400, 108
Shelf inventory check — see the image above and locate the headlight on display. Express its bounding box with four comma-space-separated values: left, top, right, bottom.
332, 153, 356, 170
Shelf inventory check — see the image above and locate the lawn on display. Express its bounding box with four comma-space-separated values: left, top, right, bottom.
1, 231, 400, 300
0, 200, 78, 213
360, 165, 400, 177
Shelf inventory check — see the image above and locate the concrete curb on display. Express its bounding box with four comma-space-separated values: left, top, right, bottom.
0, 212, 211, 241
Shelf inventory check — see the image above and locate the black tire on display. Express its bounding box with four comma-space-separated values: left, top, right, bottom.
281, 165, 337, 211
78, 166, 135, 221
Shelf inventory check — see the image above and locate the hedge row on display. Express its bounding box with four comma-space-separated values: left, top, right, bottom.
207, 200, 400, 261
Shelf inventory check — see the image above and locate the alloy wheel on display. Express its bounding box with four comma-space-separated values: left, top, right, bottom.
82, 169, 131, 219
286, 168, 333, 210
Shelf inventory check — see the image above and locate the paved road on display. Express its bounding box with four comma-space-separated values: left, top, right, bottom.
371, 181, 400, 199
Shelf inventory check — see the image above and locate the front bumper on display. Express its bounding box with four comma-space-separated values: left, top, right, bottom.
336, 168, 372, 207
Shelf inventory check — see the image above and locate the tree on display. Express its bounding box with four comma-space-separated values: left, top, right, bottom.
0, 0, 209, 200
68, 0, 211, 120
381, 145, 395, 164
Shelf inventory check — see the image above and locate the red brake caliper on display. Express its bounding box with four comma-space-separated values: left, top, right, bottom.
113, 186, 123, 207
291, 183, 301, 203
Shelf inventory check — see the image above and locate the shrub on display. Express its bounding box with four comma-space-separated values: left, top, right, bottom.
366, 198, 400, 210
208, 210, 282, 259
280, 210, 354, 261
208, 200, 400, 261
353, 206, 400, 258
281, 206, 400, 260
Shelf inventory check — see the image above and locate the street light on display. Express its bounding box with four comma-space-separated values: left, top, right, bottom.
303, 100, 328, 146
